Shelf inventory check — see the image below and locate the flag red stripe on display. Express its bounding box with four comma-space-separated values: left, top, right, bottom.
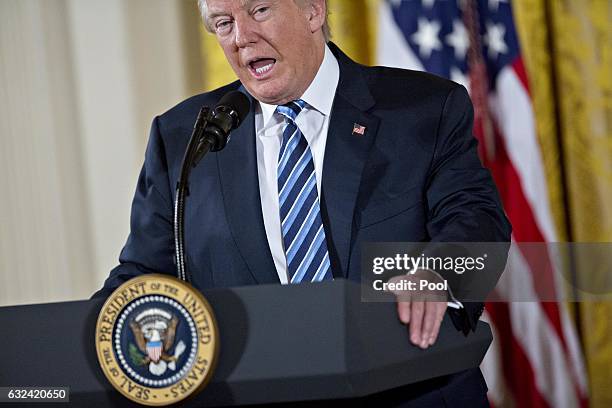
480, 61, 588, 405
511, 58, 531, 96
510, 59, 589, 406
486, 302, 551, 407
480, 119, 567, 352
474, 88, 588, 407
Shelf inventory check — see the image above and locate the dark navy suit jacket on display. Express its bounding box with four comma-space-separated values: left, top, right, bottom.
96, 44, 510, 323
95, 43, 510, 406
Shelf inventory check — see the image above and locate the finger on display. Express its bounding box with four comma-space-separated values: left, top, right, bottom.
388, 276, 412, 302
427, 303, 447, 346
397, 300, 411, 324
409, 301, 425, 346
421, 301, 438, 348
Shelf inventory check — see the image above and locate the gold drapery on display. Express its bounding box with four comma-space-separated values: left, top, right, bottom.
515, 2, 611, 406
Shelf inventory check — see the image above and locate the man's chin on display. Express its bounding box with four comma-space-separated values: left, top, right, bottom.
243, 80, 294, 105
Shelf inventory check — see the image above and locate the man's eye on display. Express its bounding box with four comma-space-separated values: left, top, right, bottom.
215, 20, 233, 34
253, 6, 270, 19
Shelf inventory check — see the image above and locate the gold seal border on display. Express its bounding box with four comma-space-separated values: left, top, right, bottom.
95, 274, 219, 406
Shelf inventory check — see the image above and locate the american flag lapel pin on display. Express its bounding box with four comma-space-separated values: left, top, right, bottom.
352, 123, 366, 136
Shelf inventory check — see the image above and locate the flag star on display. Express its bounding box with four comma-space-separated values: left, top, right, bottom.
484, 22, 508, 58
450, 67, 469, 90
446, 20, 470, 60
488, 0, 508, 11
422, 0, 436, 8
411, 18, 442, 59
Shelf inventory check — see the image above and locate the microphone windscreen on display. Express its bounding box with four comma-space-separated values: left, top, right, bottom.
216, 91, 251, 125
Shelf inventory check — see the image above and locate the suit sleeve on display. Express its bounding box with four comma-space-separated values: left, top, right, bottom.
92, 117, 176, 299
424, 85, 511, 333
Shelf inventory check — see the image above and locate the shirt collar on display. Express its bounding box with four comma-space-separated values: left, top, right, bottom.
258, 44, 340, 129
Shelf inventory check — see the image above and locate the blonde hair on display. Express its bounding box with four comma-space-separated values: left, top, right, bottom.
197, 0, 331, 42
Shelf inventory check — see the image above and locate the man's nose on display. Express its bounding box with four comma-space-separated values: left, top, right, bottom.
233, 16, 258, 48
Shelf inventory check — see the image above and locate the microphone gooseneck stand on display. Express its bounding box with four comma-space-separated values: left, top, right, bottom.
173, 92, 249, 283
174, 106, 211, 283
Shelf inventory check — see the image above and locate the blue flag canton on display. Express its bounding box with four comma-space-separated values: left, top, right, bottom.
388, 0, 521, 88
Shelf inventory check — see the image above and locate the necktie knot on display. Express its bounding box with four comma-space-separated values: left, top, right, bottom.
276, 99, 306, 123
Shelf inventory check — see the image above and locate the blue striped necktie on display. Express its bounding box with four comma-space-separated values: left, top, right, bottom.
276, 100, 332, 283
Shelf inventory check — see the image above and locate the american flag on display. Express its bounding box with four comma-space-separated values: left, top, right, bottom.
353, 123, 367, 135
377, 0, 589, 406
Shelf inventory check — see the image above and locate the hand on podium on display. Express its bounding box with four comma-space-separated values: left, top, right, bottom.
387, 271, 449, 350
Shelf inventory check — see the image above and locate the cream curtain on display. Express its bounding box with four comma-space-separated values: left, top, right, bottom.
0, 0, 203, 305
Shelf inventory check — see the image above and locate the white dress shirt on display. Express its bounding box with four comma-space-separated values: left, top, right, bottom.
252, 46, 463, 309
255, 45, 340, 284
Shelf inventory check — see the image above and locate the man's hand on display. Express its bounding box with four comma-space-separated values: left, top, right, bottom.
388, 271, 448, 349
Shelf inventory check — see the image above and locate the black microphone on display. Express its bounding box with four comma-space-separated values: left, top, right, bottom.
174, 91, 251, 282
191, 91, 251, 165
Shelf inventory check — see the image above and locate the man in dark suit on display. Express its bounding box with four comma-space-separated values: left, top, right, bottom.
95, 0, 510, 405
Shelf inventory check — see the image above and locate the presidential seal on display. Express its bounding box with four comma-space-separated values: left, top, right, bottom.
95, 274, 219, 406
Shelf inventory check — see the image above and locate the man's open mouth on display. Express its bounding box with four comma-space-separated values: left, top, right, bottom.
248, 58, 276, 78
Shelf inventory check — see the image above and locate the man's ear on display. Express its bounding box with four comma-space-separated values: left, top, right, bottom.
305, 0, 326, 34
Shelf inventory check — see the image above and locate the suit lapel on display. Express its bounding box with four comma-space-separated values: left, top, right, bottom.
322, 44, 380, 278
216, 45, 379, 283
217, 90, 279, 284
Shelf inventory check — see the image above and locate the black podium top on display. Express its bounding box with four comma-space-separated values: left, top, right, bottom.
0, 279, 491, 406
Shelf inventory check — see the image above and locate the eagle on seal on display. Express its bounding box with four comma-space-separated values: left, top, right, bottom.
129, 308, 179, 365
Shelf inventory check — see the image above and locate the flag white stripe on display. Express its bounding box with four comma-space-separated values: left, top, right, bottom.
497, 243, 579, 407
492, 68, 588, 396
479, 311, 517, 408
489, 69, 556, 243
376, 2, 425, 71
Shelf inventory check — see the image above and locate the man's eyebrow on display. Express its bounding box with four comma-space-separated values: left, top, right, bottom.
206, 10, 226, 21
206, 0, 253, 21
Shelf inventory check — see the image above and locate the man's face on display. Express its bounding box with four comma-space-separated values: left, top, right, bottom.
206, 0, 326, 105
